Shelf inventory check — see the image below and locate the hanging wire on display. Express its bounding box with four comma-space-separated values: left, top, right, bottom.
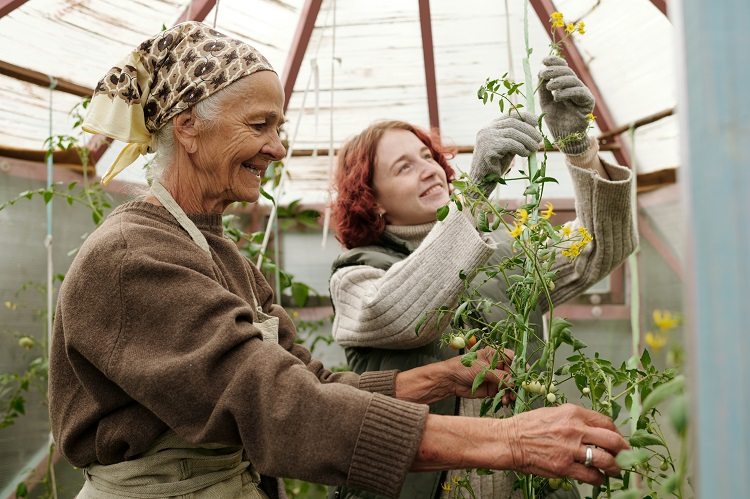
46, 75, 59, 499
321, 0, 337, 247
256, 4, 334, 268
212, 0, 220, 28
626, 125, 642, 436
499, 0, 517, 204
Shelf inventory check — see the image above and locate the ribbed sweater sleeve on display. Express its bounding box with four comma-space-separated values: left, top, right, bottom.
48, 203, 428, 498
330, 209, 496, 349
543, 156, 636, 308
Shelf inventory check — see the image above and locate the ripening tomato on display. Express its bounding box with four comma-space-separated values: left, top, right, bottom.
449, 335, 466, 350
466, 335, 478, 348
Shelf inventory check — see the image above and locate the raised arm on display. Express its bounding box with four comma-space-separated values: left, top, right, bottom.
330, 208, 495, 349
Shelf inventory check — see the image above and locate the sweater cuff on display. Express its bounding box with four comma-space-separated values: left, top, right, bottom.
347, 394, 429, 497
358, 370, 398, 397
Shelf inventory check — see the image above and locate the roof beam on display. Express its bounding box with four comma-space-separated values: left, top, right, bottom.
175, 0, 217, 24
0, 0, 28, 19
418, 0, 440, 133
649, 0, 668, 17
0, 59, 92, 97
281, 0, 323, 112
529, 0, 632, 167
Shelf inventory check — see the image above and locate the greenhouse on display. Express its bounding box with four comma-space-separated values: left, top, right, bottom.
0, 0, 746, 498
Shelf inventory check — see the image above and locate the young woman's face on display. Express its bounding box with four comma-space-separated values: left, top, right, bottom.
372, 129, 450, 226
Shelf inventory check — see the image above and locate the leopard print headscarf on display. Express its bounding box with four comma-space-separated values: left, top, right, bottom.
83, 21, 274, 184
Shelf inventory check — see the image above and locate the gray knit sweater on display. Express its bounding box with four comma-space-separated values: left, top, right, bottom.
330, 146, 636, 498
49, 201, 429, 498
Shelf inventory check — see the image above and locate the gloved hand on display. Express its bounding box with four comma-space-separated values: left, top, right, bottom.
538, 56, 595, 155
469, 112, 543, 197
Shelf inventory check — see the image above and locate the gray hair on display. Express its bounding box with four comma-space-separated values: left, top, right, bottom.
150, 81, 249, 181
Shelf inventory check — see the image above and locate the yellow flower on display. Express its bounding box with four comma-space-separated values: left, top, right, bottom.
586, 113, 596, 122
516, 208, 529, 225
510, 224, 523, 239
645, 331, 667, 351
576, 21, 586, 34
565, 23, 575, 34
452, 476, 461, 485
561, 225, 572, 237
441, 482, 452, 492
561, 241, 583, 259
653, 310, 679, 332
550, 12, 565, 29
541, 202, 555, 220
578, 226, 593, 243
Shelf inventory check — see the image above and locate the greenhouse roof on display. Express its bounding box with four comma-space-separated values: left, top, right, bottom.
0, 0, 677, 204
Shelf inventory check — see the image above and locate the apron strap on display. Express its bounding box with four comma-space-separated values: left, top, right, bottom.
150, 181, 210, 254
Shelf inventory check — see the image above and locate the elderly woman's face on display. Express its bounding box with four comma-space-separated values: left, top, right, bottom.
189, 71, 286, 210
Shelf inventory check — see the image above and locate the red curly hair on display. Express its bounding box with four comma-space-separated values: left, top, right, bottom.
332, 121, 456, 249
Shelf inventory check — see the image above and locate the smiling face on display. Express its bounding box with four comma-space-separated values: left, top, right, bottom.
372, 128, 450, 226
180, 71, 286, 213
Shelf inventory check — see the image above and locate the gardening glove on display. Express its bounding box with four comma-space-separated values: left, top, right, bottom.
539, 56, 595, 155
469, 112, 543, 197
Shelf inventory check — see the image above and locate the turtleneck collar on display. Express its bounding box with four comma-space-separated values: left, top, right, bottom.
384, 221, 436, 251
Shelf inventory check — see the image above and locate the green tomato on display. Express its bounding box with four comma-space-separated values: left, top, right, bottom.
449, 336, 466, 350
18, 336, 34, 349
582, 387, 590, 395
548, 478, 562, 490
561, 481, 573, 491
546, 393, 557, 404
660, 460, 670, 472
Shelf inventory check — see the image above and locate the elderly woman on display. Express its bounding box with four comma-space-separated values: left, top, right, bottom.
49, 22, 628, 499
329, 58, 637, 498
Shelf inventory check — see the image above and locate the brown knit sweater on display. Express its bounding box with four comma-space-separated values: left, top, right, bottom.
48, 201, 428, 498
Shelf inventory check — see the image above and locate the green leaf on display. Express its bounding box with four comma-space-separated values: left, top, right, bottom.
461, 351, 477, 367
66, 194, 74, 205
670, 393, 688, 435
436, 205, 449, 221
290, 282, 310, 307
452, 301, 469, 326
641, 375, 684, 414
43, 190, 54, 204
415, 314, 428, 335
629, 429, 664, 447
15, 482, 28, 498
259, 186, 276, 206
640, 348, 652, 369
478, 211, 490, 232
538, 177, 559, 184
455, 198, 462, 211
471, 366, 488, 395
615, 448, 651, 468
499, 99, 505, 113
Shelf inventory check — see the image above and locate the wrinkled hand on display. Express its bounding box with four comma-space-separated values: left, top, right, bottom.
469, 112, 543, 196
502, 404, 629, 485
448, 347, 516, 404
539, 56, 595, 154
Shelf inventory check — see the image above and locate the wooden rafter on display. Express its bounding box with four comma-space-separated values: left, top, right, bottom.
418, 0, 440, 133
175, 0, 217, 24
281, 0, 323, 112
0, 0, 28, 18
649, 0, 668, 17
0, 59, 92, 97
